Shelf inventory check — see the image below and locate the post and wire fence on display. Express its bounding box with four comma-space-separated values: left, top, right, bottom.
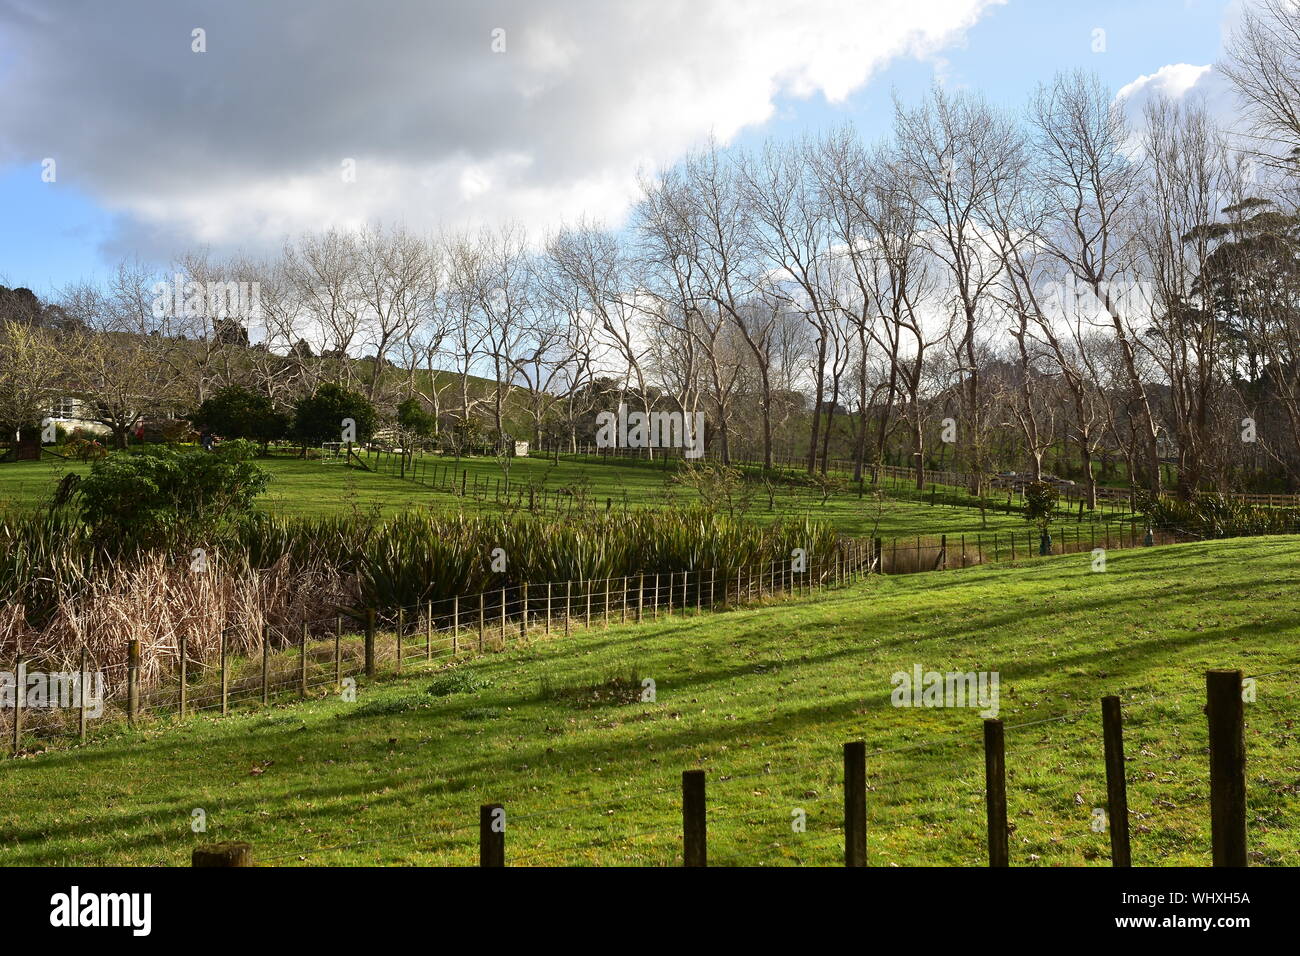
3, 514, 1288, 754
185, 667, 1282, 867
2, 541, 879, 752
339, 440, 1159, 521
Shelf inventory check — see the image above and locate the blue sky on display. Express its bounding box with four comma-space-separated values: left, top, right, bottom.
742, 0, 1234, 142
0, 0, 1239, 298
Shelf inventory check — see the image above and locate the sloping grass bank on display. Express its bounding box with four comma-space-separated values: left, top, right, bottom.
1, 537, 1296, 866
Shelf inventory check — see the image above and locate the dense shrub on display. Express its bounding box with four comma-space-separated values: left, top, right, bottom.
397, 397, 436, 439
190, 386, 288, 449
77, 439, 270, 550
291, 383, 376, 448
65, 436, 108, 462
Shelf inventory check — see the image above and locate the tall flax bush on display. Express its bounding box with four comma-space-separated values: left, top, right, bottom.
1136, 493, 1300, 538
0, 505, 841, 671
355, 508, 840, 610
0, 510, 100, 629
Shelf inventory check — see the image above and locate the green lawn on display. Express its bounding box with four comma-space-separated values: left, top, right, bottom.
4, 536, 1295, 866
0, 451, 1127, 540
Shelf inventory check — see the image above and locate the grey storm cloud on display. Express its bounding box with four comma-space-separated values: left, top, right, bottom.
3, 1, 618, 187
0, 0, 998, 260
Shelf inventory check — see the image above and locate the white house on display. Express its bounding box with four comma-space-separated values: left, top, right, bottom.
43, 396, 110, 436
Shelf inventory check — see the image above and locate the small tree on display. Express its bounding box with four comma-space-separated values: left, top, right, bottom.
673, 461, 752, 517
1023, 480, 1059, 554
291, 383, 377, 454
0, 320, 63, 437
808, 471, 847, 507
190, 386, 288, 453
1022, 481, 1059, 530
449, 415, 484, 457
496, 441, 514, 495
758, 469, 781, 512
397, 397, 436, 442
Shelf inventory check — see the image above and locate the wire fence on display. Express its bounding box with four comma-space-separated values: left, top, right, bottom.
335, 441, 1153, 520
0, 544, 874, 751
4, 509, 1293, 753
531, 444, 1300, 509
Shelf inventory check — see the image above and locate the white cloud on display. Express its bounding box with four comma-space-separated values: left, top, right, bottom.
0, 0, 1003, 262
1111, 0, 1251, 133
1114, 60, 1250, 154
1116, 62, 1215, 102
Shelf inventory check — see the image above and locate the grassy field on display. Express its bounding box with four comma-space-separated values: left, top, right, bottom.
0, 450, 1132, 539
3, 536, 1295, 867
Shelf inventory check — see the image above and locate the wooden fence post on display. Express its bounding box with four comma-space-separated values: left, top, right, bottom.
12, 652, 23, 752
126, 640, 141, 725
220, 629, 229, 715
334, 615, 342, 689
178, 640, 188, 720
426, 601, 433, 660
682, 770, 707, 867
299, 622, 308, 697
479, 592, 486, 651
521, 584, 529, 641
261, 625, 270, 705
192, 843, 252, 867
1101, 695, 1132, 866
984, 718, 1008, 867
396, 608, 404, 673
1207, 669, 1248, 867
480, 803, 505, 867
844, 741, 867, 867
449, 595, 460, 655
546, 583, 552, 637
79, 646, 89, 740
364, 609, 376, 677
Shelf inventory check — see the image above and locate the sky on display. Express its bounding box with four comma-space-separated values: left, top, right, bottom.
0, 0, 1248, 298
